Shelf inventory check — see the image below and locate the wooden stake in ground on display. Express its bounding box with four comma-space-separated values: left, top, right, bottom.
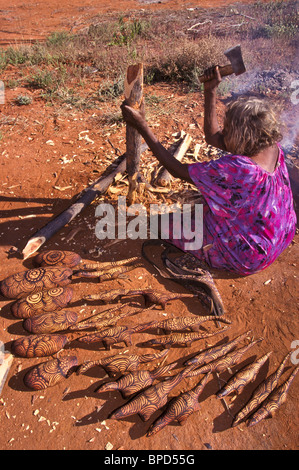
124, 63, 144, 206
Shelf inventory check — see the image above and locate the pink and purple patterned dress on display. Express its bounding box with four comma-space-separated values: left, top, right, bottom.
168, 144, 296, 276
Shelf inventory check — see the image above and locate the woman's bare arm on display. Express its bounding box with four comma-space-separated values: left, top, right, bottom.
203, 66, 227, 152
121, 66, 227, 183
121, 103, 193, 184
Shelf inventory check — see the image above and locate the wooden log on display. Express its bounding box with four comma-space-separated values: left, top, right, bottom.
21, 145, 147, 260
124, 63, 144, 205
156, 133, 192, 187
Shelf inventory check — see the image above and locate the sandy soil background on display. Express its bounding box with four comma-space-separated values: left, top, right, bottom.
0, 0, 298, 451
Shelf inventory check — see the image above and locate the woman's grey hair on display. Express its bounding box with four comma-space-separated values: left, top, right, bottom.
222, 96, 283, 157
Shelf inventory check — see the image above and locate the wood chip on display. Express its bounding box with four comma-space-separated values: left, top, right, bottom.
53, 186, 73, 191
18, 214, 38, 219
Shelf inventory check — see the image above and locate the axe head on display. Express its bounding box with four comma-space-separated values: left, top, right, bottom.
224, 45, 246, 76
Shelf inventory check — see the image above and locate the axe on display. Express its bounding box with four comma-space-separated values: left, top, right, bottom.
199, 44, 246, 82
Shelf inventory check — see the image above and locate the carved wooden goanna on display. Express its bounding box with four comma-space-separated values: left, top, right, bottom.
22, 301, 125, 333
77, 320, 157, 349
70, 305, 150, 332
84, 288, 194, 309
75, 263, 143, 281
35, 249, 140, 271
185, 338, 263, 377
216, 352, 272, 399
108, 366, 195, 422
77, 350, 169, 376
69, 306, 137, 331
154, 315, 231, 333
145, 325, 231, 349
35, 249, 143, 282
232, 351, 291, 427
147, 372, 211, 437
96, 362, 176, 398
247, 365, 299, 428
184, 331, 252, 367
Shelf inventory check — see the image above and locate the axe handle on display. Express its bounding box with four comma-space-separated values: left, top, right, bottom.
199, 64, 234, 83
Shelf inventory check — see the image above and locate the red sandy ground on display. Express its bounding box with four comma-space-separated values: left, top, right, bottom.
0, 0, 298, 451
0, 0, 264, 45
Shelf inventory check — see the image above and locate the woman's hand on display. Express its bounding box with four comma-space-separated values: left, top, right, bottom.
203, 66, 222, 92
121, 100, 147, 134
120, 100, 192, 183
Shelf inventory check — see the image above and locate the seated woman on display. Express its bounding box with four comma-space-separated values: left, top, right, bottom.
121, 67, 296, 276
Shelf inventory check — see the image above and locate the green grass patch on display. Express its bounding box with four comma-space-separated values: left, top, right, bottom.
0, 1, 297, 106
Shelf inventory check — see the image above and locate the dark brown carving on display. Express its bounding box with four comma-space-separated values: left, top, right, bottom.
184, 331, 251, 367
77, 350, 169, 376
77, 321, 156, 349
84, 289, 136, 303
108, 366, 194, 421
247, 365, 299, 427
155, 315, 231, 333
35, 249, 140, 271
35, 250, 82, 269
96, 362, 176, 398
75, 263, 143, 281
84, 288, 194, 308
72, 307, 141, 332
145, 325, 231, 349
232, 352, 291, 427
68, 305, 126, 331
11, 286, 73, 318
141, 290, 194, 309
216, 352, 272, 398
0, 266, 73, 299
23, 310, 79, 334
11, 334, 68, 358
147, 372, 211, 437
23, 355, 78, 390
186, 338, 263, 377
